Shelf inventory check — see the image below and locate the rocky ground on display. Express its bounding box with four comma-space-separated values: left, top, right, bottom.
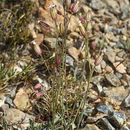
0, 0, 130, 129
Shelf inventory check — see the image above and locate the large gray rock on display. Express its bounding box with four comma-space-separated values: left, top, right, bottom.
105, 73, 121, 87
122, 94, 130, 108
87, 0, 106, 10
81, 124, 100, 130
105, 46, 116, 63
118, 0, 130, 19
108, 111, 126, 128
87, 0, 130, 19
102, 86, 127, 105
97, 117, 115, 130
3, 107, 35, 130
96, 105, 113, 114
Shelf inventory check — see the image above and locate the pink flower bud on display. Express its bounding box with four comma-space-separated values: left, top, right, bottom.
34, 91, 44, 98
71, 1, 79, 13
39, 21, 50, 30
34, 44, 42, 55
57, 10, 63, 15
56, 55, 61, 66
34, 83, 41, 90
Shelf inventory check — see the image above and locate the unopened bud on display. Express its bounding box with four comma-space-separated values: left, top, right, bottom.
33, 41, 42, 55
38, 21, 50, 30
34, 91, 44, 98
34, 83, 41, 90
57, 9, 63, 15
56, 55, 61, 66
50, 7, 57, 21
71, 1, 79, 13
59, 23, 64, 34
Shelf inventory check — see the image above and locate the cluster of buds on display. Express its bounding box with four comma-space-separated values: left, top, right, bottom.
34, 83, 42, 90
33, 83, 44, 98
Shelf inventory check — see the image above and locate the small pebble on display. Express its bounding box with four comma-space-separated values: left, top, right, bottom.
115, 72, 123, 79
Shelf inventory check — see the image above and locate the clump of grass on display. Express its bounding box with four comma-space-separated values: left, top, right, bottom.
0, 0, 35, 90
1, 0, 105, 129
31, 1, 105, 129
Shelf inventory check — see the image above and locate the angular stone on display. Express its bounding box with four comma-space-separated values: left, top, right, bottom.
92, 76, 104, 85
105, 73, 121, 87
122, 94, 130, 108
101, 60, 106, 69
118, 0, 130, 19
95, 65, 102, 73
66, 55, 74, 66
115, 72, 123, 79
44, 37, 57, 48
123, 74, 130, 84
88, 0, 106, 10
102, 86, 127, 105
3, 108, 35, 129
108, 112, 126, 128
105, 47, 116, 63
96, 105, 113, 114
95, 84, 103, 95
97, 118, 115, 130
68, 47, 80, 61
13, 88, 31, 111
105, 0, 120, 14
34, 33, 44, 45
82, 124, 100, 130
113, 62, 126, 73
105, 65, 113, 73
121, 124, 130, 130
